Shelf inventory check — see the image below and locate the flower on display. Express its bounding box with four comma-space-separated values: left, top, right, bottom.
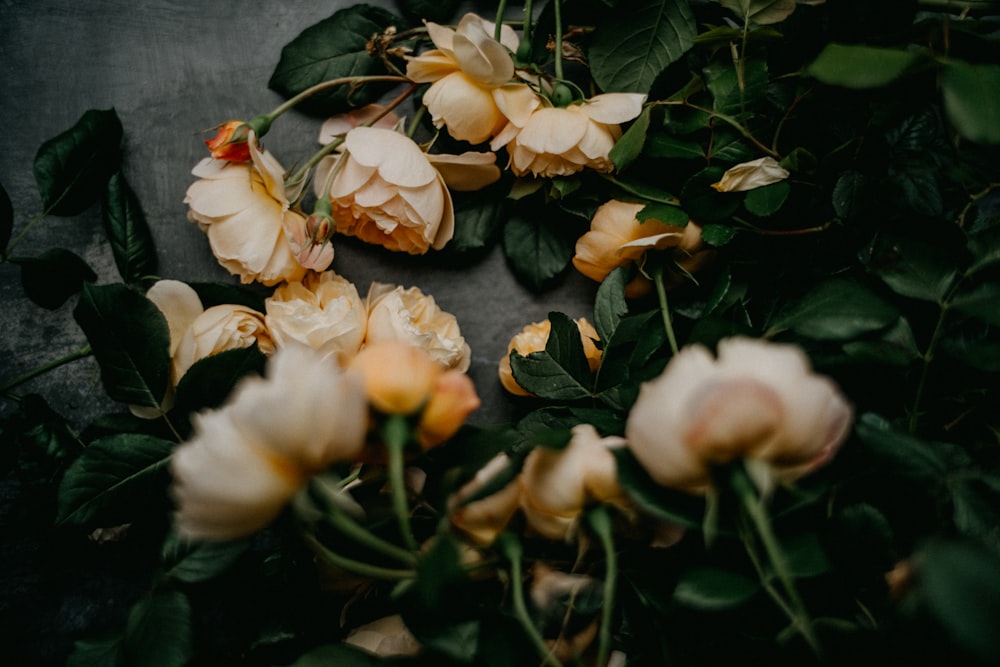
264, 271, 367, 362
321, 126, 498, 254
449, 453, 523, 545
170, 346, 368, 540
405, 13, 540, 144
491, 93, 646, 177
625, 337, 853, 494
416, 369, 480, 448
185, 132, 311, 284
518, 424, 627, 541
173, 303, 275, 382
317, 104, 401, 142
366, 282, 471, 372
710, 156, 790, 192
573, 200, 711, 297
498, 318, 601, 396
530, 563, 603, 663
344, 615, 421, 657
204, 120, 251, 162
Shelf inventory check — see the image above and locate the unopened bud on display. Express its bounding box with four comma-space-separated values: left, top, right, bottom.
205, 120, 252, 161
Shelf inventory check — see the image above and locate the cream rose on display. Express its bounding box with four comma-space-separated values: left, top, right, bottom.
264, 271, 366, 362
366, 282, 471, 372
710, 156, 790, 192
625, 337, 853, 494
185, 132, 311, 285
173, 304, 274, 383
491, 93, 646, 177
406, 13, 540, 144
498, 318, 601, 397
170, 346, 368, 540
344, 615, 421, 657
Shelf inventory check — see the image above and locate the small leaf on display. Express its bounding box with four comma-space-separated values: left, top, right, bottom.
594, 266, 629, 343
443, 191, 505, 257
102, 172, 157, 284
805, 44, 926, 89
680, 167, 740, 221
502, 209, 577, 292
703, 58, 769, 116
73, 283, 171, 407
268, 5, 404, 115
123, 590, 192, 667
13, 248, 97, 310
612, 448, 706, 530
510, 313, 594, 400
56, 432, 175, 527
588, 0, 696, 94
940, 61, 1000, 145
951, 283, 1000, 327
0, 181, 12, 254
701, 224, 736, 247
636, 203, 689, 226
673, 567, 759, 610
162, 532, 251, 584
770, 277, 898, 340
284, 643, 384, 667
869, 234, 959, 303
172, 345, 266, 416
832, 170, 866, 222
644, 132, 705, 160
743, 181, 790, 217
610, 105, 652, 170
66, 633, 123, 667
33, 108, 123, 216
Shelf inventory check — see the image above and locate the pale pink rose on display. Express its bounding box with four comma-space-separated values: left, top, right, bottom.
498, 318, 601, 396
173, 304, 274, 383
710, 156, 790, 192
264, 271, 366, 362
491, 93, 646, 177
449, 453, 522, 546
185, 132, 309, 285
171, 346, 368, 540
406, 13, 540, 144
366, 282, 471, 372
518, 424, 627, 541
625, 337, 853, 494
344, 615, 421, 657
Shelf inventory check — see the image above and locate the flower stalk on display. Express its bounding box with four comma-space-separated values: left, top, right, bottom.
652, 265, 680, 356
384, 414, 419, 552
586, 506, 618, 667
0, 344, 92, 394
497, 533, 562, 667
304, 531, 415, 581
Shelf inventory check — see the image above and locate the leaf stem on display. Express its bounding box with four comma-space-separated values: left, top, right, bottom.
652, 265, 679, 356
586, 506, 618, 667
553, 0, 564, 81
656, 100, 778, 158
908, 303, 949, 434
266, 75, 411, 122
497, 533, 562, 667
0, 344, 92, 393
5, 210, 50, 259
303, 531, 414, 581
495, 0, 509, 41
384, 414, 419, 551
323, 505, 418, 566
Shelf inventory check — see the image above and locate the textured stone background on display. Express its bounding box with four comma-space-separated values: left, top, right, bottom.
0, 1, 594, 663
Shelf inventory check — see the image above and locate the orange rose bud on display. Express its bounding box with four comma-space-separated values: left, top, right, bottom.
417, 370, 480, 448
349, 340, 441, 415
205, 120, 252, 162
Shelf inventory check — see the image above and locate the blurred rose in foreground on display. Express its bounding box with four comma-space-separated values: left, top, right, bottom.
171, 346, 368, 540
498, 318, 601, 396
626, 337, 852, 494
185, 132, 309, 285
265, 271, 366, 362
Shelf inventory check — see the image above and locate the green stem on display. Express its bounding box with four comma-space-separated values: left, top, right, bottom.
384, 414, 419, 551
553, 0, 564, 81
730, 466, 822, 657
5, 211, 49, 259
522, 0, 534, 49
323, 505, 418, 566
656, 100, 779, 158
586, 506, 618, 667
266, 75, 411, 122
909, 303, 950, 434
0, 344, 92, 393
497, 533, 562, 667
494, 0, 509, 41
303, 532, 415, 581
652, 266, 679, 356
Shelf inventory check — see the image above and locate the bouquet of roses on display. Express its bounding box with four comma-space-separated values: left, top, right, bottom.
3, 1, 1000, 665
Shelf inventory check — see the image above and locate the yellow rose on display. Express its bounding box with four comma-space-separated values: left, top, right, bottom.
184, 132, 310, 285
449, 453, 522, 546
349, 340, 443, 415
406, 13, 540, 144
498, 318, 601, 396
625, 337, 853, 494
170, 346, 368, 540
416, 370, 481, 449
491, 93, 646, 177
573, 199, 711, 297
264, 271, 366, 362
366, 282, 471, 372
173, 304, 274, 383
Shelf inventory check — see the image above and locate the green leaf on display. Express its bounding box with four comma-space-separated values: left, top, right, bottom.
594, 266, 629, 343
502, 210, 576, 292
510, 312, 594, 400
189, 281, 267, 311
891, 167, 943, 217
611, 105, 652, 170
952, 283, 1000, 326
161, 532, 251, 584
804, 43, 926, 89
172, 345, 266, 416
66, 633, 123, 667
284, 643, 384, 667
123, 590, 192, 667
673, 567, 759, 610
644, 132, 705, 160
0, 181, 12, 254
588, 0, 696, 94
680, 167, 740, 221
940, 61, 1000, 145
395, 0, 462, 23
703, 58, 768, 115
832, 170, 866, 222
56, 432, 175, 527
869, 234, 959, 303
33, 108, 123, 216
841, 316, 920, 367
720, 0, 796, 24
636, 202, 689, 226
781, 531, 831, 578
102, 172, 157, 284
5, 395, 84, 489
743, 181, 790, 217
268, 5, 403, 115
444, 193, 504, 257
854, 413, 951, 484
770, 277, 899, 340
73, 283, 171, 407
701, 223, 736, 247
12, 248, 97, 310
612, 448, 706, 530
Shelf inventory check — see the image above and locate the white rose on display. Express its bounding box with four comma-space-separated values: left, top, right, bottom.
265, 271, 366, 362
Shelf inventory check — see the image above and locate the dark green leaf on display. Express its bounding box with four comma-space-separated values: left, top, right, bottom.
891, 168, 943, 217
445, 193, 504, 256
612, 447, 706, 530
680, 167, 740, 221
123, 590, 192, 667
636, 203, 689, 226
770, 277, 899, 340
284, 643, 385, 666
841, 317, 920, 366
56, 432, 175, 527
395, 0, 462, 23
854, 413, 950, 484
951, 283, 1000, 326
502, 210, 576, 292
611, 105, 652, 170
940, 61, 1000, 145
510, 313, 594, 400
268, 5, 404, 115
594, 266, 629, 344
804, 44, 925, 89
6, 394, 83, 488
781, 532, 831, 578
967, 227, 1000, 276
0, 181, 12, 254
33, 108, 123, 216
162, 532, 251, 584
869, 234, 958, 303
743, 181, 790, 217
588, 0, 696, 94
73, 283, 171, 407
949, 476, 1000, 553
102, 172, 157, 284
701, 223, 736, 247
13, 248, 96, 310
703, 58, 768, 115
720, 0, 796, 24
644, 132, 705, 160
673, 567, 759, 610
832, 170, 866, 222
189, 281, 267, 311
66, 633, 123, 667
172, 345, 266, 416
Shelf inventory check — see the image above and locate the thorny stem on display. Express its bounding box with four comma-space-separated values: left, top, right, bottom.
0, 344, 92, 394
497, 534, 563, 667
652, 265, 680, 356
303, 531, 415, 581
586, 506, 618, 667
384, 414, 419, 552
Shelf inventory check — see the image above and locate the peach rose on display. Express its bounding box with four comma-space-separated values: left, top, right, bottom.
366, 282, 471, 372
498, 318, 601, 397
449, 453, 522, 545
406, 13, 540, 144
173, 304, 274, 383
185, 132, 311, 285
491, 93, 646, 177
625, 337, 853, 494
573, 200, 711, 297
171, 346, 368, 540
264, 271, 366, 362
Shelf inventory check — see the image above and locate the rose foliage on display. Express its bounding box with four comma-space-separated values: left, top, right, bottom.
3, 1, 1000, 666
